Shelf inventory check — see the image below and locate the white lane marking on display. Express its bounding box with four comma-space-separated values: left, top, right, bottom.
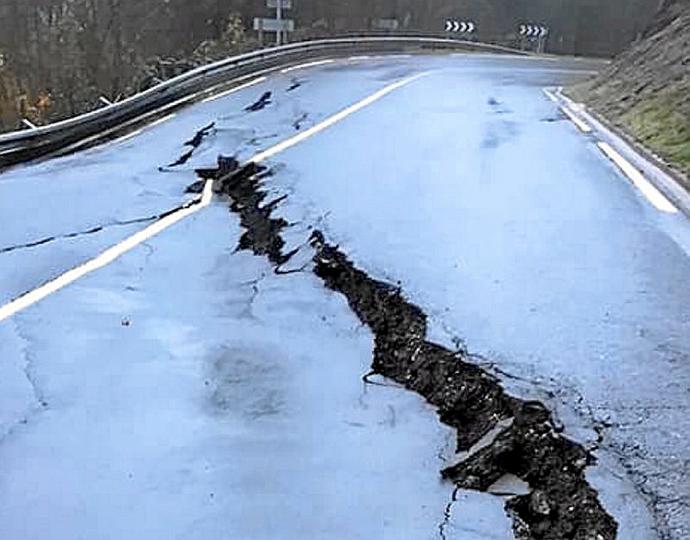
112, 128, 144, 144
542, 88, 558, 103
0, 73, 430, 322
200, 76, 267, 104
544, 87, 592, 131
597, 142, 678, 214
141, 113, 176, 131
456, 53, 559, 61
280, 59, 335, 74
560, 106, 592, 133
558, 89, 592, 114
351, 54, 412, 61
544, 89, 591, 132
252, 71, 429, 164
0, 180, 214, 323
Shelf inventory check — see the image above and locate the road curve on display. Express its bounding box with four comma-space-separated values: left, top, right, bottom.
0, 53, 687, 540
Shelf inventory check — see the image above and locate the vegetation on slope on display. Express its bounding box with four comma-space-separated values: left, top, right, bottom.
574, 0, 690, 181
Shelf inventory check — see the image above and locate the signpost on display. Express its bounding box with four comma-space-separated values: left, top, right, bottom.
254, 0, 294, 46
373, 18, 400, 32
519, 24, 550, 53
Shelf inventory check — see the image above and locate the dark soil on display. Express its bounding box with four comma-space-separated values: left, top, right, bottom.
167, 122, 216, 167
287, 79, 302, 92
211, 162, 619, 539
245, 91, 272, 112
218, 162, 291, 265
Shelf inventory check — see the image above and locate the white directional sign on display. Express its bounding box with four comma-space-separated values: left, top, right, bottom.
267, 0, 292, 8
254, 17, 294, 33
259, 0, 294, 46
519, 24, 549, 38
444, 20, 476, 34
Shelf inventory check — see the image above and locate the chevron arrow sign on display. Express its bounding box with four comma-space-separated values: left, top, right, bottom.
519, 24, 549, 37
444, 20, 477, 34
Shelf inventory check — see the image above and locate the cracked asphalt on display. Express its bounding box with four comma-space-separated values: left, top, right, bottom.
259, 56, 690, 538
0, 53, 688, 539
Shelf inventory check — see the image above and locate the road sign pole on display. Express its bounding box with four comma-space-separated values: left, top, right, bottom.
276, 0, 282, 46
255, 2, 293, 45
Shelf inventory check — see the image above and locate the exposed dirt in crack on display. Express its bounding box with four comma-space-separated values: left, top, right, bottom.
292, 113, 309, 131
212, 162, 619, 540
245, 91, 272, 112
287, 79, 302, 92
165, 122, 216, 168
439, 486, 460, 540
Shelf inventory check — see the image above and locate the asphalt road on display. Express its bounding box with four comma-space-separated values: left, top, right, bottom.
0, 53, 687, 539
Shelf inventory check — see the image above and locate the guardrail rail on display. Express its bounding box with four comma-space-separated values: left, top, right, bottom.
0, 36, 526, 169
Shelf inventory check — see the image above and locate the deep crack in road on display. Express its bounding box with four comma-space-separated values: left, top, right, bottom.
215, 159, 618, 539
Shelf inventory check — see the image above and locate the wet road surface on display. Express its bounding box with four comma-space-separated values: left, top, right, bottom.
0, 53, 687, 539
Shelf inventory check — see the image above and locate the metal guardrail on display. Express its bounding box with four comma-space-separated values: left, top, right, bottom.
0, 36, 526, 168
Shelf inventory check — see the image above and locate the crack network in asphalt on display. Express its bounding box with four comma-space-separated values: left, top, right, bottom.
0, 215, 160, 255
0, 319, 48, 448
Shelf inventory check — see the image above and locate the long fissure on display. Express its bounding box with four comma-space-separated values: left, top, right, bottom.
213, 161, 618, 539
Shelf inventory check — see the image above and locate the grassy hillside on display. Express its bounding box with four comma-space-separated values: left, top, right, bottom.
572, 0, 690, 182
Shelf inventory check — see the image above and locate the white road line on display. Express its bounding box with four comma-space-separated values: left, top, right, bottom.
0, 72, 430, 322
144, 113, 176, 130
544, 89, 592, 132
542, 88, 559, 103
560, 105, 592, 133
349, 55, 371, 61
112, 128, 144, 144
280, 59, 335, 74
252, 71, 429, 163
0, 180, 214, 323
200, 76, 267, 104
597, 142, 678, 214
